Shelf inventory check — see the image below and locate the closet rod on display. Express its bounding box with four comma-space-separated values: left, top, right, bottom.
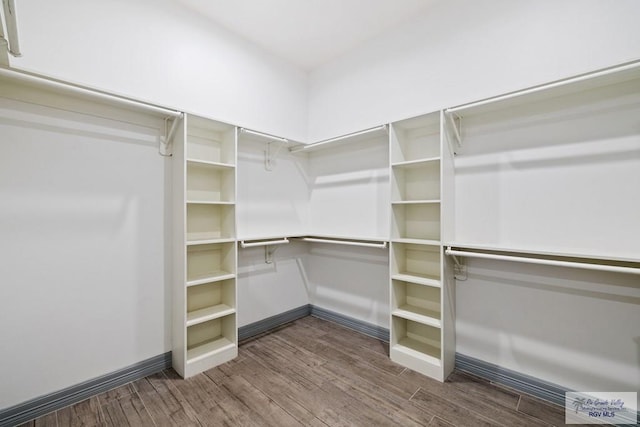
301, 237, 387, 249
240, 238, 289, 248
445, 60, 640, 115
445, 248, 640, 275
289, 124, 388, 153
239, 128, 288, 143
0, 67, 182, 118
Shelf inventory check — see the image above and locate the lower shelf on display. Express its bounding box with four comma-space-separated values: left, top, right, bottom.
187, 336, 236, 363
394, 337, 441, 362
390, 316, 443, 380
184, 313, 237, 377
390, 341, 443, 381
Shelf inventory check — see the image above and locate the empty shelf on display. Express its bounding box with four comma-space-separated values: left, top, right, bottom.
186, 304, 236, 327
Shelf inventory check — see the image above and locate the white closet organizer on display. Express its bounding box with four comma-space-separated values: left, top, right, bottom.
172, 115, 238, 378
446, 61, 640, 266
389, 112, 456, 381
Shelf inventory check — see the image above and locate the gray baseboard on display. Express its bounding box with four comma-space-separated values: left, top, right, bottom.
238, 304, 311, 341
310, 305, 390, 342
455, 353, 568, 406
238, 304, 390, 343
0, 352, 171, 427
456, 353, 638, 426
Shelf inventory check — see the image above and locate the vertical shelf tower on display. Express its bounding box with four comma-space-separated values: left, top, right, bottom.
172, 114, 238, 378
389, 112, 455, 381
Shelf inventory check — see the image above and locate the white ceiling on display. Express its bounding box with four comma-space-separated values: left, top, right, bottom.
174, 0, 436, 70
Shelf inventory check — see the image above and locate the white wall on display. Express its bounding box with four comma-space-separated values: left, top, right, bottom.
308, 0, 640, 141
237, 242, 310, 328
10, 0, 308, 141
305, 243, 389, 329
0, 96, 168, 409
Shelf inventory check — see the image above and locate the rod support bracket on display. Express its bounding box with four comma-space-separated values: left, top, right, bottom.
265, 140, 288, 171
446, 246, 467, 280
444, 112, 462, 155
159, 113, 184, 157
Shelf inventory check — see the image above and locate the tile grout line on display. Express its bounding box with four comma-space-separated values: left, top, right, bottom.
133, 386, 158, 427
408, 387, 421, 401
160, 370, 204, 427
413, 385, 517, 427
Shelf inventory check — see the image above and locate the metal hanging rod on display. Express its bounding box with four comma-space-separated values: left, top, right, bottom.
240, 238, 290, 248
300, 237, 387, 249
0, 67, 182, 118
445, 60, 640, 116
445, 247, 640, 275
239, 128, 288, 143
290, 124, 388, 153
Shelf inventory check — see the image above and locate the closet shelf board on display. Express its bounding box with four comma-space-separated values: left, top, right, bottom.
186, 305, 236, 327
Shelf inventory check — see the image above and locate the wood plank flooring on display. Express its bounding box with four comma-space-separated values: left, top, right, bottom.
19, 316, 587, 427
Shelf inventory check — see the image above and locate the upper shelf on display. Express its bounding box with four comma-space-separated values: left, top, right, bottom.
0, 67, 181, 120
445, 60, 640, 118
290, 125, 388, 153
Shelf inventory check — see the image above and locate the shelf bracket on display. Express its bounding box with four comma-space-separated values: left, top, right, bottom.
444, 112, 462, 155
265, 245, 280, 264
159, 113, 183, 157
265, 140, 288, 171
446, 246, 468, 281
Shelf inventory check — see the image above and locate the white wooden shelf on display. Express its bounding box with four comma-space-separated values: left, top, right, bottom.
186, 158, 235, 169
186, 336, 236, 364
187, 238, 236, 246
186, 271, 235, 287
186, 200, 235, 205
186, 304, 236, 327
391, 273, 441, 288
392, 238, 440, 246
392, 339, 441, 365
391, 157, 441, 168
391, 200, 441, 205
392, 307, 441, 328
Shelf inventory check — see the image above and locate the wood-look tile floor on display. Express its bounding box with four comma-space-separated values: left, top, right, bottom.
19, 316, 590, 427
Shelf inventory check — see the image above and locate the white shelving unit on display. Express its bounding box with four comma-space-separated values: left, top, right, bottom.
389, 112, 455, 381
173, 115, 238, 378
